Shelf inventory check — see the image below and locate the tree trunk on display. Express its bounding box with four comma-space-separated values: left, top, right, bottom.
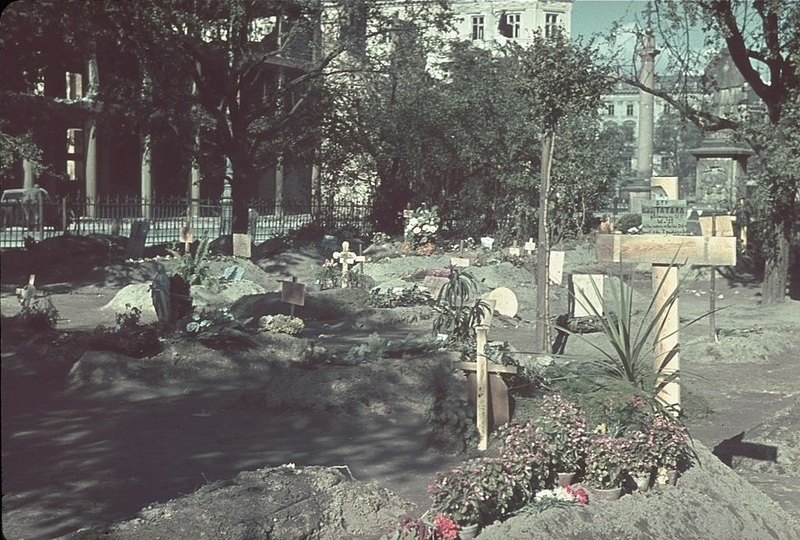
761, 220, 790, 304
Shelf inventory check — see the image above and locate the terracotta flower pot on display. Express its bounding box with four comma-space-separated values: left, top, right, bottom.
557, 471, 577, 487
590, 486, 624, 502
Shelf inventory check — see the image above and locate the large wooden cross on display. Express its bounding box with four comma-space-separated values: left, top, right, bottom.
596, 178, 737, 413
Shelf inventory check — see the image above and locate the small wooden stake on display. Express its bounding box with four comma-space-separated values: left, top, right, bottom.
476, 326, 489, 451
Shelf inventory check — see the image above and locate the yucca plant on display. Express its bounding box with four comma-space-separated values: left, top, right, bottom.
175, 237, 218, 291
431, 267, 491, 342
557, 262, 712, 417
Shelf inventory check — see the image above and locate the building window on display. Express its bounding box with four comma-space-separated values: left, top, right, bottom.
502, 13, 521, 38
65, 72, 82, 100
606, 103, 615, 116
545, 13, 559, 38
626, 103, 635, 116
660, 156, 671, 171
66, 128, 84, 182
472, 16, 484, 41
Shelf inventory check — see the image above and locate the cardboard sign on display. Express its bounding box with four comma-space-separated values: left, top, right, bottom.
450, 257, 470, 268
280, 280, 306, 306
232, 233, 252, 258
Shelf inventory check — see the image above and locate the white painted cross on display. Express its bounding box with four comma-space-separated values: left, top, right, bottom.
524, 237, 536, 255
332, 241, 365, 288
596, 178, 737, 413
16, 274, 36, 308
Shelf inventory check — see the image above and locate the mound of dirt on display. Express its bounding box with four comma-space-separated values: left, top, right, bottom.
478, 442, 800, 540
60, 466, 410, 540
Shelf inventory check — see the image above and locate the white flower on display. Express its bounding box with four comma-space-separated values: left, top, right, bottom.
409, 217, 418, 226
413, 226, 422, 235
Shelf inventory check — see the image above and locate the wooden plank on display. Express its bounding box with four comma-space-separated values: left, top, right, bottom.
453, 361, 518, 374
475, 327, 489, 451
653, 264, 680, 412
699, 215, 735, 237
596, 234, 736, 266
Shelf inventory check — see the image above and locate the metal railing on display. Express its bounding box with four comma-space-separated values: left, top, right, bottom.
0, 195, 375, 249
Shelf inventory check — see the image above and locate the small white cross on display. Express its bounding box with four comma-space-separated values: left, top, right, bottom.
523, 237, 536, 254
333, 241, 355, 287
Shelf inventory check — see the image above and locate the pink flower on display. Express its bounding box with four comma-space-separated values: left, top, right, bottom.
434, 514, 460, 539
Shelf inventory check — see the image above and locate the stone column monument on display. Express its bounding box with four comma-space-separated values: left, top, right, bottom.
690, 48, 754, 211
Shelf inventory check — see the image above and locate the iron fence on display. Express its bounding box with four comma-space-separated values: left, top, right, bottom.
0, 195, 374, 249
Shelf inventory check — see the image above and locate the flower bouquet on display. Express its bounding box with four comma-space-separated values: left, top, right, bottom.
514, 484, 589, 515
404, 204, 440, 252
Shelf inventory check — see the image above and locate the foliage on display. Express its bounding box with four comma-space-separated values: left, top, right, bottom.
175, 237, 218, 291
17, 297, 59, 332
185, 308, 254, 349
404, 204, 441, 250
583, 435, 630, 489
369, 284, 431, 308
557, 264, 710, 417
428, 457, 529, 526
114, 304, 142, 333
647, 412, 692, 470
380, 514, 459, 540
498, 422, 551, 494
614, 213, 642, 234
430, 267, 491, 344
425, 362, 477, 453
316, 258, 373, 290
257, 314, 304, 336
534, 394, 589, 473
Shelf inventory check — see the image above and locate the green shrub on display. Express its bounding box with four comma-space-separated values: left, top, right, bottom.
615, 213, 642, 233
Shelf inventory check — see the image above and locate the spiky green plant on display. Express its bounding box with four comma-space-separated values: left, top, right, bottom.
557, 262, 712, 416
175, 237, 218, 291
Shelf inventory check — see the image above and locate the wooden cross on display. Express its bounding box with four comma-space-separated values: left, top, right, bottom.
332, 241, 365, 288
596, 179, 737, 413
523, 237, 536, 255
16, 274, 36, 308
507, 240, 521, 257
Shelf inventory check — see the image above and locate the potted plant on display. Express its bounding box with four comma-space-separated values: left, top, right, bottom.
583, 435, 628, 498
535, 394, 589, 480
618, 429, 656, 492
647, 412, 692, 484
428, 457, 528, 531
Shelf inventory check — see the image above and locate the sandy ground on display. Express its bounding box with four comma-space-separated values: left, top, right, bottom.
2, 235, 800, 539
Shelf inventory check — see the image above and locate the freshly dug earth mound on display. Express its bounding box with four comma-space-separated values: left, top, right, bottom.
60, 466, 410, 540
478, 443, 800, 540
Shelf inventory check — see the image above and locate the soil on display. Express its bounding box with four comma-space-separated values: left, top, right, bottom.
2, 234, 799, 540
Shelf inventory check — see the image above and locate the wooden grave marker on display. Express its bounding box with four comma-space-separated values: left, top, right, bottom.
16, 274, 36, 308
450, 257, 470, 268
570, 274, 604, 317
125, 220, 149, 259
180, 220, 195, 253
698, 214, 735, 341
507, 240, 521, 257
596, 177, 737, 413
279, 276, 306, 317
548, 250, 565, 285
486, 287, 518, 318
232, 233, 252, 258
523, 237, 536, 255
332, 241, 365, 287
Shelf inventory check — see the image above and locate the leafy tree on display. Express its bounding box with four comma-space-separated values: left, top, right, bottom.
653, 107, 704, 197
613, 0, 799, 304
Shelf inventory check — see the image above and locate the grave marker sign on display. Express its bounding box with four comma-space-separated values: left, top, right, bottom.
232, 233, 252, 258
279, 276, 306, 317
641, 200, 688, 235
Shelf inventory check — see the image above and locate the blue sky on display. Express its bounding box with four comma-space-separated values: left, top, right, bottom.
571, 0, 650, 40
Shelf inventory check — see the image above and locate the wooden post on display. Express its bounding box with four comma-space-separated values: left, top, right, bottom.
710, 214, 717, 341
534, 129, 555, 353
475, 326, 489, 451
